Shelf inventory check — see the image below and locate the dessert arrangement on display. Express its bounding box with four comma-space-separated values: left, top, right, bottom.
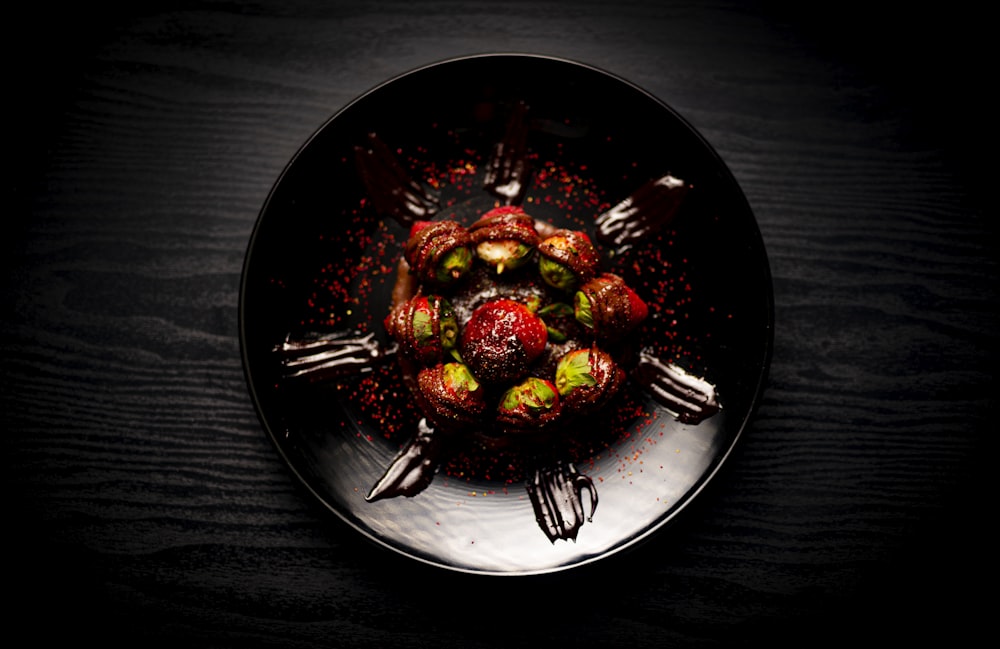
272, 101, 724, 544
384, 205, 648, 446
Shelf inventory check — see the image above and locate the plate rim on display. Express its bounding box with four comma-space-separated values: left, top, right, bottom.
238, 51, 774, 576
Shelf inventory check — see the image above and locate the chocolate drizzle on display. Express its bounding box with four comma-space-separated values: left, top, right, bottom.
468, 206, 540, 250
575, 273, 645, 342
526, 460, 598, 543
537, 229, 601, 288
366, 418, 443, 502
634, 350, 721, 424
414, 362, 487, 432
595, 174, 690, 253
483, 101, 532, 205
275, 330, 394, 381
355, 132, 440, 227
404, 220, 473, 287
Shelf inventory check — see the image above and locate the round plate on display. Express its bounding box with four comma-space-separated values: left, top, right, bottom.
239, 53, 772, 575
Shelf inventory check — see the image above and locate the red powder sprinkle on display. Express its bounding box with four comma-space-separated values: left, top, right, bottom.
285, 121, 721, 484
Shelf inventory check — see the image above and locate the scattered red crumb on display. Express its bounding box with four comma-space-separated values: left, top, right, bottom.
284, 124, 725, 483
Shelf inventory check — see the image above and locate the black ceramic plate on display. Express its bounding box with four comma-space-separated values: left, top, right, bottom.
240, 54, 772, 575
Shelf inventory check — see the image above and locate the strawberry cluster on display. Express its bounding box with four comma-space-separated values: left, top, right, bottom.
385, 206, 647, 439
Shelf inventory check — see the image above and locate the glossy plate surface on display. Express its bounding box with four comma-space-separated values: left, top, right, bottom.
240, 54, 773, 575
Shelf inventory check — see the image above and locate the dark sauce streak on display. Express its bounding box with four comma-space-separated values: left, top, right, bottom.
595, 174, 690, 254
526, 460, 598, 543
483, 101, 532, 205
275, 330, 396, 381
634, 350, 721, 425
366, 418, 443, 502
355, 132, 440, 227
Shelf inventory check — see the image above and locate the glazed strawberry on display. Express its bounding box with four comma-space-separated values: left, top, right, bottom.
415, 362, 486, 432
404, 219, 474, 287
554, 347, 626, 415
468, 206, 540, 274
384, 293, 459, 365
409, 220, 433, 238
574, 273, 648, 341
496, 376, 563, 434
626, 285, 649, 323
537, 229, 601, 291
459, 298, 548, 384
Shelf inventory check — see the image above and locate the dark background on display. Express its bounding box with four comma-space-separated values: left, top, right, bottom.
5, 1, 992, 646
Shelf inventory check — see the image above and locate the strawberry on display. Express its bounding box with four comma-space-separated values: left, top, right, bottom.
554, 347, 626, 415
459, 298, 548, 384
574, 273, 648, 341
409, 220, 433, 238
537, 229, 600, 291
496, 376, 563, 433
404, 219, 473, 287
384, 294, 459, 365
468, 206, 540, 275
626, 285, 649, 323
415, 362, 486, 431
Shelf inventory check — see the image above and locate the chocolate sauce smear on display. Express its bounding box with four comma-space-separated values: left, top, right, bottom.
366, 418, 443, 502
355, 132, 440, 227
483, 101, 532, 205
634, 350, 721, 424
595, 174, 690, 253
526, 460, 598, 543
275, 330, 395, 381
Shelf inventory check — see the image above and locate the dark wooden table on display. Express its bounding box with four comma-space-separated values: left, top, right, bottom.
6, 1, 992, 646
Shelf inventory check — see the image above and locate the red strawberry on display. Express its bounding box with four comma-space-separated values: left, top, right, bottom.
409, 220, 433, 238
383, 294, 459, 365
537, 229, 600, 291
415, 362, 486, 431
459, 298, 548, 384
555, 346, 626, 415
625, 285, 649, 323
404, 220, 474, 286
468, 206, 540, 274
495, 376, 563, 434
574, 273, 648, 341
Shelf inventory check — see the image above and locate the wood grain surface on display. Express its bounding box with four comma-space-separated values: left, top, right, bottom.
5, 1, 992, 646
